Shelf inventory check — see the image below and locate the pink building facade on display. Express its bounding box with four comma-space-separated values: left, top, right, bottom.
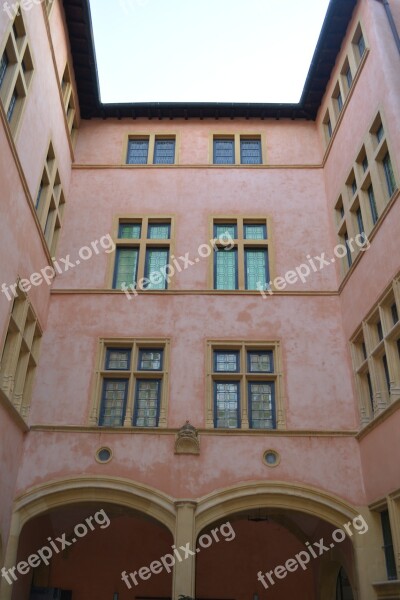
0, 1, 399, 599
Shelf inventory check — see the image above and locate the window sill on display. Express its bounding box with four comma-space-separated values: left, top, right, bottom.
372, 579, 400, 597
356, 396, 400, 441
0, 388, 29, 432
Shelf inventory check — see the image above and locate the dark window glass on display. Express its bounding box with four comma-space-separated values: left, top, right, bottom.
214, 351, 239, 373
367, 372, 374, 412
249, 381, 275, 429
344, 232, 352, 268
351, 179, 357, 196
368, 185, 378, 225
7, 89, 18, 122
0, 52, 8, 88
36, 182, 43, 210
99, 380, 128, 426
337, 92, 343, 112
154, 139, 175, 164
382, 354, 390, 392
138, 349, 163, 371
105, 348, 131, 371
391, 303, 399, 325
377, 321, 383, 341
134, 380, 161, 427
214, 139, 235, 164
381, 510, 397, 580
383, 153, 396, 197
144, 248, 169, 290
248, 351, 274, 373
127, 139, 149, 164
362, 342, 367, 360
214, 381, 240, 428
357, 34, 366, 58
356, 208, 365, 236
346, 67, 353, 89
362, 156, 368, 172
376, 124, 384, 143
240, 139, 262, 164
327, 119, 332, 138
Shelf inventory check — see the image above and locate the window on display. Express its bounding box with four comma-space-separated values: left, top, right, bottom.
367, 185, 379, 225
214, 138, 235, 165
212, 217, 270, 291
377, 124, 384, 144
382, 152, 396, 198
346, 66, 353, 89
212, 134, 264, 165
357, 33, 366, 59
355, 207, 365, 236
94, 339, 169, 428
327, 119, 332, 138
35, 142, 65, 255
126, 134, 176, 165
206, 341, 284, 429
61, 64, 78, 143
240, 139, 262, 165
0, 12, 34, 136
381, 510, 397, 580
0, 288, 42, 419
337, 91, 343, 113
351, 278, 400, 426
112, 217, 173, 291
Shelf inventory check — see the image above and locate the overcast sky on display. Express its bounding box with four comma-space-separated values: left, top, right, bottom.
89, 0, 331, 104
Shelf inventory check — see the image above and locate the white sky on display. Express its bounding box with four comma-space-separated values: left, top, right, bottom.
89, 0, 331, 104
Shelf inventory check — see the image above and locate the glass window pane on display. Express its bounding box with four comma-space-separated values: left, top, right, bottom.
148, 223, 171, 239
113, 248, 139, 290
7, 89, 18, 122
214, 382, 239, 428
127, 139, 149, 164
0, 52, 8, 88
100, 380, 128, 426
249, 382, 275, 429
214, 224, 237, 239
245, 249, 269, 290
119, 223, 141, 239
214, 139, 235, 164
383, 153, 396, 197
214, 351, 239, 372
368, 185, 378, 224
240, 139, 262, 164
134, 380, 160, 427
244, 224, 267, 240
154, 139, 175, 164
138, 349, 163, 371
358, 34, 365, 58
248, 351, 273, 373
381, 510, 397, 580
106, 349, 131, 370
144, 248, 169, 289
215, 249, 238, 290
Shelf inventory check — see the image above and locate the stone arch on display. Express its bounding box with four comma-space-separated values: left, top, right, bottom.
195, 480, 360, 534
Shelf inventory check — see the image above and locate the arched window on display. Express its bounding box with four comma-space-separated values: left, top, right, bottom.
336, 567, 354, 600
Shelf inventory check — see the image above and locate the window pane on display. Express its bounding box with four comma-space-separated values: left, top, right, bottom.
214, 139, 234, 164
327, 119, 332, 138
245, 249, 269, 290
249, 382, 275, 429
337, 93, 343, 112
381, 510, 397, 580
106, 349, 131, 370
7, 89, 18, 122
248, 351, 273, 373
214, 351, 239, 373
119, 223, 141, 239
376, 124, 384, 143
214, 382, 240, 428
145, 248, 169, 289
240, 139, 262, 164
134, 380, 160, 427
368, 185, 378, 224
113, 248, 139, 290
358, 34, 365, 58
154, 139, 175, 164
127, 139, 149, 164
356, 208, 365, 235
138, 349, 163, 371
100, 380, 128, 426
0, 52, 8, 88
346, 67, 352, 89
244, 224, 267, 240
383, 153, 396, 197
148, 223, 171, 239
214, 224, 237, 239
215, 249, 238, 290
